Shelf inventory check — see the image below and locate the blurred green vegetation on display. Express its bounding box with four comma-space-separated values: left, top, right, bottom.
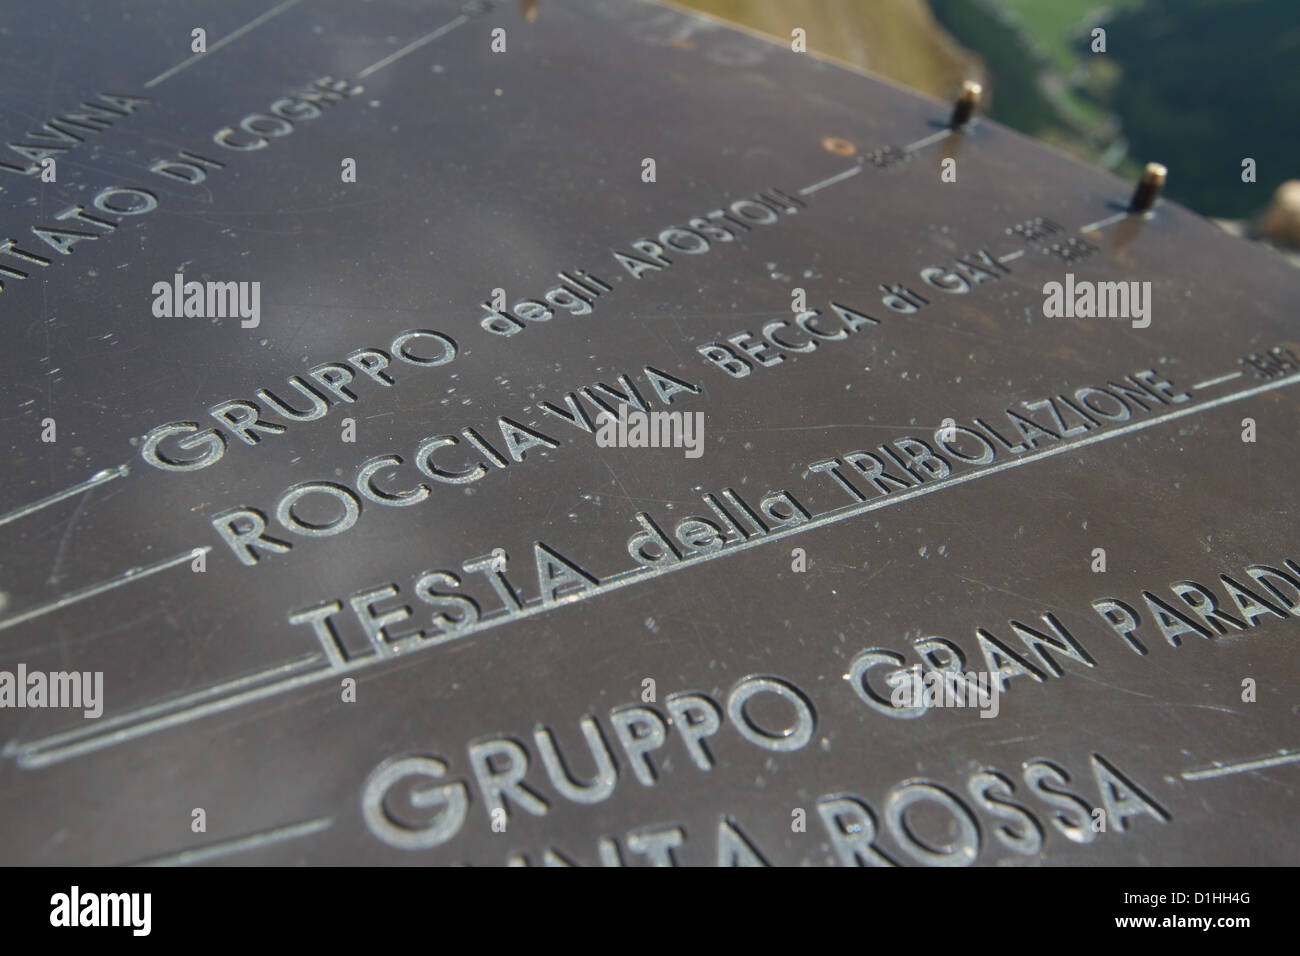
998, 0, 1143, 74
1106, 0, 1299, 218
679, 0, 1299, 219
930, 0, 1298, 218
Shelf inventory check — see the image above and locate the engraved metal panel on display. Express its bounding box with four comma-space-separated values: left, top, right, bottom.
0, 0, 1297, 865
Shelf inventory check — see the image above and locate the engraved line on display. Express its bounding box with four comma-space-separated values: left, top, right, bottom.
131, 816, 334, 866
1078, 211, 1128, 233
1181, 749, 1300, 781
144, 0, 305, 88
0, 547, 210, 635
15, 658, 356, 767
797, 162, 863, 196
13, 372, 1300, 769
0, 464, 128, 529
998, 250, 1025, 263
801, 127, 954, 197
1, 654, 323, 757
1194, 371, 1243, 390
903, 128, 952, 152
356, 14, 469, 78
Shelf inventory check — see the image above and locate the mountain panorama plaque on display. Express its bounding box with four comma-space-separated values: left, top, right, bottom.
0, 0, 1297, 867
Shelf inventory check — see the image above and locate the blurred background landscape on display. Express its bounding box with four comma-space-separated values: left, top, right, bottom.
677, 0, 1299, 233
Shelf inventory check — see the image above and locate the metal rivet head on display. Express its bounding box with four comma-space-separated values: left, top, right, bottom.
1129, 162, 1168, 214
950, 81, 982, 129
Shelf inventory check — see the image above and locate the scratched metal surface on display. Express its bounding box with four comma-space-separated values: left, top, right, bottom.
0, 0, 1297, 866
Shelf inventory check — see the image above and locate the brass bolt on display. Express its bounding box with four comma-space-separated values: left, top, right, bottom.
950, 81, 982, 129
1129, 162, 1168, 214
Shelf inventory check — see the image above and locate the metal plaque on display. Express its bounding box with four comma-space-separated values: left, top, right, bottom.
1, 0, 1298, 866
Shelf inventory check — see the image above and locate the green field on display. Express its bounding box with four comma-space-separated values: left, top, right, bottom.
999, 0, 1145, 74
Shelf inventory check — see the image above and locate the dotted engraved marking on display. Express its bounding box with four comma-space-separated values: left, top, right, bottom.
798, 128, 954, 197
9, 372, 1300, 770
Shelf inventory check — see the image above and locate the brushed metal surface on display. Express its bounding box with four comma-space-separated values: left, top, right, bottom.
0, 0, 1297, 865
